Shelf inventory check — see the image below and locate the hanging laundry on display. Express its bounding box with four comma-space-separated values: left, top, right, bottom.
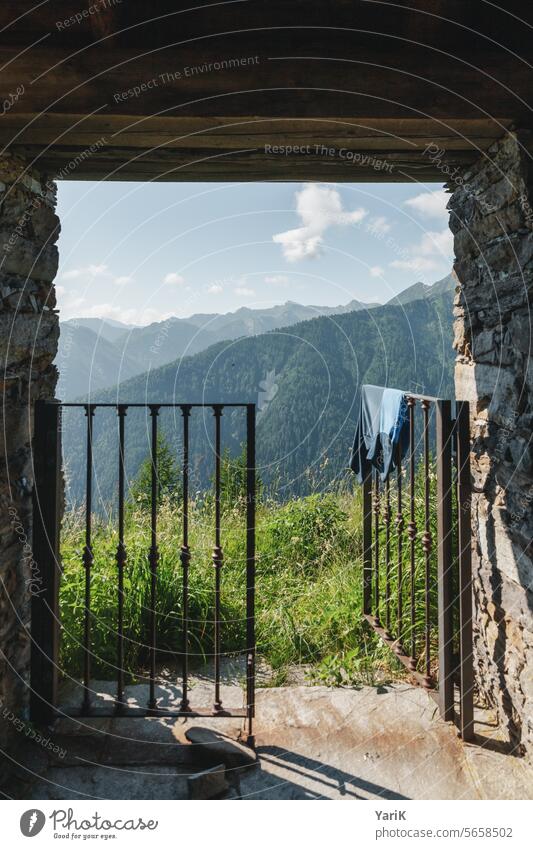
350, 384, 409, 483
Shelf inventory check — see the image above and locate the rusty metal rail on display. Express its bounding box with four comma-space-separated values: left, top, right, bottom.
30, 400, 256, 744
362, 394, 474, 741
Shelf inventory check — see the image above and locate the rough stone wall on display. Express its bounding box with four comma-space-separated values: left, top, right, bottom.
0, 154, 59, 774
449, 132, 533, 756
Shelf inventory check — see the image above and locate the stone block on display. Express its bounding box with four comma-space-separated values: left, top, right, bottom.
30, 204, 61, 244
508, 312, 532, 354
188, 764, 229, 799
481, 176, 522, 215
0, 236, 58, 282
0, 154, 27, 184
0, 312, 58, 371
454, 362, 517, 413
472, 328, 498, 361
477, 500, 533, 588
183, 726, 257, 771
509, 436, 533, 476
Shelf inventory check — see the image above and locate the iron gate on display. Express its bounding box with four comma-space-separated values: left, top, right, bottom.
361, 394, 474, 741
30, 401, 256, 744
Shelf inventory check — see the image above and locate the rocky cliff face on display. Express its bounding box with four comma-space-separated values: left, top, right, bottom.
450, 132, 533, 756
0, 154, 59, 776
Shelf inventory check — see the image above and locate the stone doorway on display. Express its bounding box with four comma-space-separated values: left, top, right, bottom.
1, 1, 533, 798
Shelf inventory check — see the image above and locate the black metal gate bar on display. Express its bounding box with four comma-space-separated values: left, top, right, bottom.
179, 404, 191, 713
373, 469, 380, 625
361, 391, 474, 739
436, 400, 454, 722
421, 399, 432, 688
148, 405, 160, 713
82, 404, 95, 714
456, 400, 474, 741
396, 444, 404, 648
30, 400, 61, 725
212, 405, 224, 714
116, 404, 127, 712
31, 401, 256, 738
384, 476, 391, 637
362, 467, 372, 616
407, 396, 417, 672
246, 403, 256, 744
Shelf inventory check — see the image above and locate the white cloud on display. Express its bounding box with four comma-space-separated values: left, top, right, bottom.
163, 272, 185, 286
369, 265, 384, 277
82, 303, 123, 320
405, 189, 449, 220
273, 184, 367, 262
88, 264, 109, 277
57, 291, 87, 318
207, 284, 223, 294
60, 264, 109, 281
420, 227, 453, 256
234, 287, 255, 297
390, 257, 439, 272
390, 227, 453, 274
367, 216, 390, 235
114, 275, 133, 287
273, 229, 323, 262
264, 274, 289, 286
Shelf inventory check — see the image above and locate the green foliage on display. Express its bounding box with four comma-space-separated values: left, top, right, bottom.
218, 445, 262, 510
129, 432, 181, 510
59, 449, 442, 690
260, 494, 350, 572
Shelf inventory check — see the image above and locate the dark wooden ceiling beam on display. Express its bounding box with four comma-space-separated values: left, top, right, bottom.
7, 145, 474, 183
0, 3, 530, 181
0, 115, 506, 149
1, 1, 532, 53
1, 44, 528, 119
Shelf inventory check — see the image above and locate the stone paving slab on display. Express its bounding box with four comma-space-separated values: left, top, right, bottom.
238, 684, 533, 801
28, 764, 191, 800
19, 680, 533, 801
58, 675, 245, 714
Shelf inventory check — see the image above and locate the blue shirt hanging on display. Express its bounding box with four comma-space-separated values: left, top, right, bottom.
350, 385, 409, 483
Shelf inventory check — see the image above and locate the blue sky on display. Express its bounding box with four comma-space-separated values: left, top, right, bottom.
56, 181, 452, 325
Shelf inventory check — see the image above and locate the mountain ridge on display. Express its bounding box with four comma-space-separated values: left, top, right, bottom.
62, 289, 454, 505
57, 275, 451, 399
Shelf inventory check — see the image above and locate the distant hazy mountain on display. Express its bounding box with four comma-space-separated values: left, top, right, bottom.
62, 291, 454, 506
386, 273, 456, 307
56, 278, 453, 400
62, 317, 137, 344
184, 298, 379, 333
55, 324, 141, 399
56, 298, 378, 399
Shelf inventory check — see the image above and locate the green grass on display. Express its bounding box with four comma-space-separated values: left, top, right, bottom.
59, 469, 439, 688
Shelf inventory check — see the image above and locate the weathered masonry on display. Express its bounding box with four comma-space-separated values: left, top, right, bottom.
1, 1, 532, 770
0, 157, 59, 765
451, 132, 533, 753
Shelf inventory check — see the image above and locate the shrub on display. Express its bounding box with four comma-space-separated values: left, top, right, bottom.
259, 494, 350, 572
129, 432, 181, 510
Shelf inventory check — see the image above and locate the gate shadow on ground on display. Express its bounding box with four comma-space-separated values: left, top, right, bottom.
242, 745, 410, 800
